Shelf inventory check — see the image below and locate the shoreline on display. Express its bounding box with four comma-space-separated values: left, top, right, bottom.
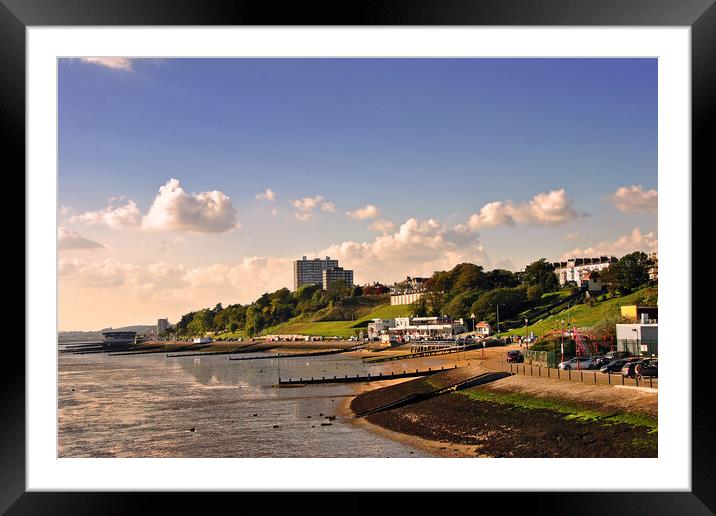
343, 365, 658, 458
337, 379, 478, 458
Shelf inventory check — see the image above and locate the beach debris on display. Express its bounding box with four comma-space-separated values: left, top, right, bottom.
189, 427, 196, 432
252, 414, 258, 417
320, 423, 332, 426
272, 425, 280, 428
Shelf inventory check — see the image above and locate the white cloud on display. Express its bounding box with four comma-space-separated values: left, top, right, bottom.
461, 189, 585, 230
58, 226, 104, 250
607, 185, 658, 213
369, 219, 397, 234
316, 217, 491, 284
565, 232, 580, 240
59, 205, 72, 216
79, 57, 134, 71
72, 199, 142, 230
142, 178, 240, 233
561, 228, 657, 259
255, 188, 276, 201
346, 204, 381, 220
290, 195, 334, 221
59, 255, 293, 329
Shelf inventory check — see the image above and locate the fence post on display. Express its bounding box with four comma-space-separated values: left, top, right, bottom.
530, 365, 533, 376
621, 374, 624, 385
580, 371, 583, 382
650, 377, 653, 388
568, 370, 571, 381
594, 372, 597, 384
547, 367, 550, 378
635, 376, 639, 387
608, 372, 611, 384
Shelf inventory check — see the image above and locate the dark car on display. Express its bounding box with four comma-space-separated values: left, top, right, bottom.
506, 350, 524, 363
593, 356, 613, 368
600, 357, 639, 373
622, 359, 658, 379
606, 350, 632, 360
634, 359, 658, 379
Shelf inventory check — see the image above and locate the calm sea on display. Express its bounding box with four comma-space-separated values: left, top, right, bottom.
58, 351, 432, 457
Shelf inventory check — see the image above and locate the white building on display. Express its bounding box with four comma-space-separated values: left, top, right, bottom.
616, 323, 658, 357
474, 321, 491, 336
551, 256, 617, 286
390, 291, 425, 306
367, 318, 394, 339
390, 316, 466, 340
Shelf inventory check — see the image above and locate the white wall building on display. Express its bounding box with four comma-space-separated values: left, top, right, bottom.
367, 318, 394, 339
390, 316, 466, 340
551, 256, 618, 286
390, 291, 425, 306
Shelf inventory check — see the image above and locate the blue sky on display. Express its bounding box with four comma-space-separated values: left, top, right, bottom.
58, 58, 658, 329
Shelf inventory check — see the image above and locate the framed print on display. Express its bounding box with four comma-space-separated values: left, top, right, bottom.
4, 0, 712, 512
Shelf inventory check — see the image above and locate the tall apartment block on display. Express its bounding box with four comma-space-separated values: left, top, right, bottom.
293, 256, 338, 290
322, 266, 354, 290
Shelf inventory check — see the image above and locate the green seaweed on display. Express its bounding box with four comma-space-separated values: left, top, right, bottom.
458, 389, 658, 432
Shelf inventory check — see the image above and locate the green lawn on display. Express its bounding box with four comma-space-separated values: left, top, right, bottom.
501, 287, 656, 337
262, 303, 412, 337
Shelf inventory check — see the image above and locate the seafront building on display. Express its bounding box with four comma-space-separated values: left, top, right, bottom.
367, 318, 395, 339
616, 322, 658, 357
390, 316, 467, 340
551, 256, 618, 286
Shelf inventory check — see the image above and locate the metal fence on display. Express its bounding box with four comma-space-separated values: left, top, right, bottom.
524, 349, 558, 368
486, 359, 658, 389
617, 339, 658, 358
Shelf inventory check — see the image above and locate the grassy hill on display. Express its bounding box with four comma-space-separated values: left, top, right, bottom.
502, 287, 657, 338
260, 302, 412, 338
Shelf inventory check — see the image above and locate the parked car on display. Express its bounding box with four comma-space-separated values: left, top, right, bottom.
600, 357, 640, 373
558, 357, 598, 370
506, 350, 524, 363
592, 356, 613, 368
634, 359, 658, 379
622, 359, 658, 378
605, 350, 632, 360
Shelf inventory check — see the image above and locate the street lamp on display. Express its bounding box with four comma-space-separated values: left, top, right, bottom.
524, 318, 529, 350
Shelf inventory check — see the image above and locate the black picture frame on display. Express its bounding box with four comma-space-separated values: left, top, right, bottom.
3, 0, 710, 513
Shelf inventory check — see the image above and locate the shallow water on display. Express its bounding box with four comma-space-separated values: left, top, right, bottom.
58, 352, 433, 457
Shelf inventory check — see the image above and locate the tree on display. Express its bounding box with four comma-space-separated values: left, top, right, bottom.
600, 252, 653, 295
523, 258, 559, 292
470, 287, 526, 325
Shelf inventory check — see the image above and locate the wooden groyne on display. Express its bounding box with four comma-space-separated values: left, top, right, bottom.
278, 365, 459, 386
363, 344, 479, 363
354, 371, 511, 417
229, 345, 363, 361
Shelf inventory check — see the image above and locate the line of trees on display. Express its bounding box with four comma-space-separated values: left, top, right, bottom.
170, 252, 655, 338
174, 280, 365, 337
408, 253, 654, 327
409, 259, 559, 324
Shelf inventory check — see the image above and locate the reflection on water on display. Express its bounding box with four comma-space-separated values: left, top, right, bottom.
58, 352, 432, 457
